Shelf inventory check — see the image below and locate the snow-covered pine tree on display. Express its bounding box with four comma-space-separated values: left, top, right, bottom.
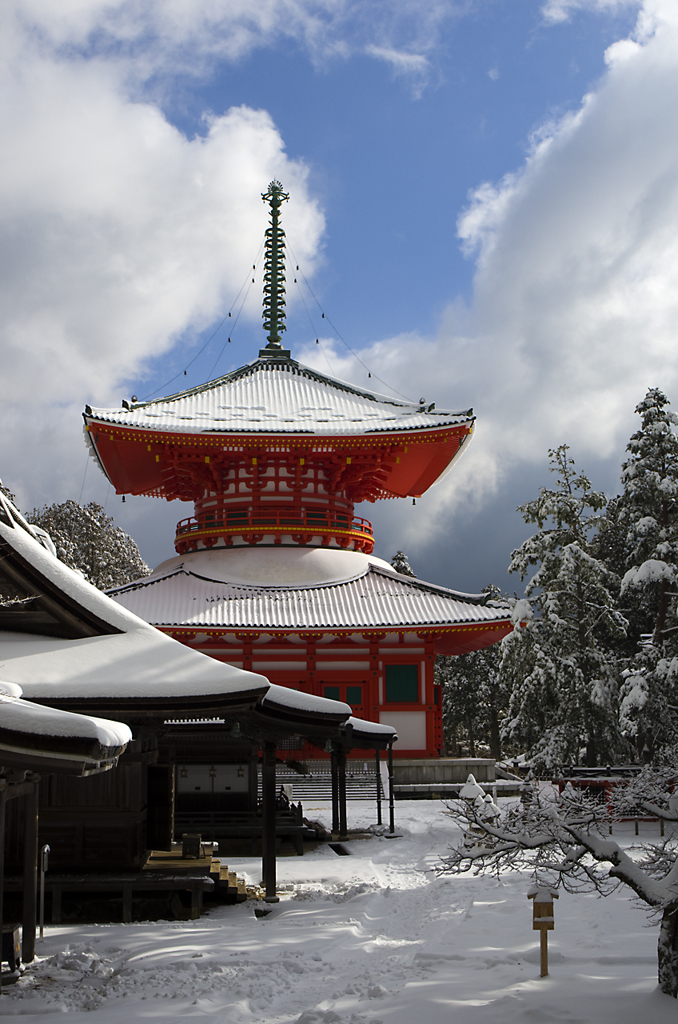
436, 643, 508, 758
0, 480, 17, 504
615, 388, 678, 758
390, 551, 416, 577
503, 445, 628, 770
28, 500, 150, 591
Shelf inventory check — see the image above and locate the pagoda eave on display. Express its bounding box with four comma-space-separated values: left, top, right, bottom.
83, 416, 473, 501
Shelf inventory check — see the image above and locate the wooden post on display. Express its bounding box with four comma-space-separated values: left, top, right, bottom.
122, 886, 132, 923
540, 928, 548, 978
261, 742, 278, 902
248, 752, 258, 812
338, 749, 348, 841
528, 887, 558, 978
22, 778, 39, 964
338, 748, 348, 841
388, 743, 395, 835
39, 845, 49, 941
375, 749, 382, 826
330, 748, 339, 837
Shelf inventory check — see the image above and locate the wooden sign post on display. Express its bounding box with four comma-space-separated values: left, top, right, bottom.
527, 886, 558, 977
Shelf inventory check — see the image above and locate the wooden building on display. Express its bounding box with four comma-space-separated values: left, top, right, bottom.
0, 486, 395, 902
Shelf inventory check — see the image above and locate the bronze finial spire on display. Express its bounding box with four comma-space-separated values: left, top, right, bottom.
259, 180, 291, 358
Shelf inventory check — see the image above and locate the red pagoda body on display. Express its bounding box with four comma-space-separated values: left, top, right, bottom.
83, 182, 512, 757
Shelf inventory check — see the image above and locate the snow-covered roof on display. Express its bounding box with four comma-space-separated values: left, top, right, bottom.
261, 683, 351, 719
0, 487, 270, 710
85, 357, 473, 438
108, 552, 507, 631
0, 692, 131, 747
0, 692, 131, 775
0, 497, 144, 636
348, 717, 397, 738
346, 716, 397, 749
0, 630, 269, 709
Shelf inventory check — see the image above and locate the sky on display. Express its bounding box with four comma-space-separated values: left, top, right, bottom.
2, 0, 677, 593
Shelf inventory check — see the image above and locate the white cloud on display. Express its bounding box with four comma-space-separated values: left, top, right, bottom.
300, 0, 678, 564
10, 1, 459, 81
365, 45, 430, 90
366, 46, 430, 76
0, 16, 325, 511
541, 0, 640, 25
0, 0, 463, 518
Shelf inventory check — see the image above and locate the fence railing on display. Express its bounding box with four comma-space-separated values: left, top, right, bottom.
174, 505, 374, 553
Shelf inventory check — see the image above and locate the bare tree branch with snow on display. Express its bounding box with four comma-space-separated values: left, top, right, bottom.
439, 781, 678, 997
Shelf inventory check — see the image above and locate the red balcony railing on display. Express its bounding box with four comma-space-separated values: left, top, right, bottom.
175, 505, 374, 554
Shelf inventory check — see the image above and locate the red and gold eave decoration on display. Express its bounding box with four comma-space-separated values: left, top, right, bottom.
160, 621, 514, 657
83, 417, 474, 502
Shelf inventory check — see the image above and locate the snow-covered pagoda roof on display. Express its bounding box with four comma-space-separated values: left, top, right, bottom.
108, 547, 511, 655
85, 357, 473, 438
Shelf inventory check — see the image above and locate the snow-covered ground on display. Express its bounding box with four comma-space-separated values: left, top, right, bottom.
2, 799, 675, 1023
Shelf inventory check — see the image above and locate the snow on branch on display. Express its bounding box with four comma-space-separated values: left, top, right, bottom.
438, 785, 676, 908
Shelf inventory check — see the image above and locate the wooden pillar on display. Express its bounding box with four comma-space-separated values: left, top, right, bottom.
330, 748, 339, 836
248, 751, 258, 812
338, 748, 348, 841
22, 779, 39, 964
261, 742, 278, 902
388, 743, 395, 835
122, 886, 132, 923
375, 749, 382, 826
0, 786, 5, 993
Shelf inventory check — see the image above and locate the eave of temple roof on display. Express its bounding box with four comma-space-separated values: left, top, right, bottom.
85, 357, 473, 438
108, 563, 509, 631
0, 691, 131, 775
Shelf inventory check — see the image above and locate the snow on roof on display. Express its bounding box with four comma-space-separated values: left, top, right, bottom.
108, 562, 506, 631
85, 357, 473, 437
347, 717, 397, 738
0, 505, 154, 635
0, 630, 269, 701
0, 692, 131, 747
261, 682, 350, 719
0, 487, 271, 704
0, 680, 23, 697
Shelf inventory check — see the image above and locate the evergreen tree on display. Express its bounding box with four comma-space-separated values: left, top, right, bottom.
593, 495, 651, 657
614, 389, 678, 757
0, 480, 16, 504
390, 551, 416, 577
436, 644, 508, 758
503, 445, 628, 771
28, 500, 150, 591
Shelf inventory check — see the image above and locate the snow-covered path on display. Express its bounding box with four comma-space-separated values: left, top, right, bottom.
2, 800, 674, 1023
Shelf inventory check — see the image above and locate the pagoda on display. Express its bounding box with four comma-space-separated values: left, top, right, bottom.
83, 181, 512, 758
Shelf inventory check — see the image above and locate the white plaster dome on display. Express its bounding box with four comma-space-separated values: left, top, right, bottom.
151, 545, 395, 588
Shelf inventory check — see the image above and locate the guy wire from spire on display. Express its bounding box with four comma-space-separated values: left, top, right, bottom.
261, 180, 290, 351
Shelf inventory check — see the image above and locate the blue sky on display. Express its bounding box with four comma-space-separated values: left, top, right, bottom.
139, 0, 637, 381
1, 0, 676, 593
